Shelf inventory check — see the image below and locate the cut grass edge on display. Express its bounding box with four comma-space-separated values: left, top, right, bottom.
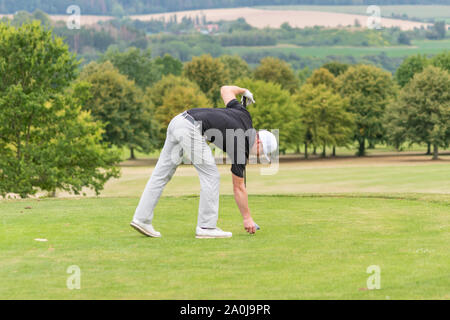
2, 192, 449, 204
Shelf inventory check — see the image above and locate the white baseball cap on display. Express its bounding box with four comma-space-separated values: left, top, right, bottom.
258, 130, 278, 162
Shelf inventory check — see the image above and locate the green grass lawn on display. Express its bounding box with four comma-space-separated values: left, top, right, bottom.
227, 39, 450, 59
0, 194, 448, 299
1, 153, 449, 299
101, 155, 450, 197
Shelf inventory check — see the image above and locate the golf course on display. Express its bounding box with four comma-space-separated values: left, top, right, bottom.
1, 1, 449, 302
1, 152, 449, 299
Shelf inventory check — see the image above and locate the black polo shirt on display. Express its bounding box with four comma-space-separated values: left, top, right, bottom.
187, 99, 256, 177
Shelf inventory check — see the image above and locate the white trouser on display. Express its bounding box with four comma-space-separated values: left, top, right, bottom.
133, 113, 220, 228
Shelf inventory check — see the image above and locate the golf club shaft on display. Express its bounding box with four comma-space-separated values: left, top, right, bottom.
242, 96, 247, 188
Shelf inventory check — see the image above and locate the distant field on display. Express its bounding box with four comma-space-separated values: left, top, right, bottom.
1, 7, 441, 29
228, 39, 450, 59
2, 6, 448, 28
256, 5, 450, 22
131, 7, 429, 30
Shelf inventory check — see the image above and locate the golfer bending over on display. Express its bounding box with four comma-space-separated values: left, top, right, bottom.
130, 85, 277, 238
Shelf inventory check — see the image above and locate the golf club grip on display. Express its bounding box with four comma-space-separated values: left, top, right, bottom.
243, 96, 247, 187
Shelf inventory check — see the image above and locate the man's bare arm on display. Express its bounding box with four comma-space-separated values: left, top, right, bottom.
220, 85, 246, 106
232, 173, 256, 234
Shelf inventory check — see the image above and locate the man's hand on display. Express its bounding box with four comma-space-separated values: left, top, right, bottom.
232, 173, 256, 234
243, 217, 256, 234
241, 89, 255, 106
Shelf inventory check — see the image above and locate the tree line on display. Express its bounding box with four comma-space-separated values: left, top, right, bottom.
0, 22, 449, 198
1, 1, 448, 15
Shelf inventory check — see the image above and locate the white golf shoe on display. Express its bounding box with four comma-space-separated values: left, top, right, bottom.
195, 226, 232, 239
130, 220, 161, 238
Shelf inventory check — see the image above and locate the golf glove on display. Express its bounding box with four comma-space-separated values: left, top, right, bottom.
241, 89, 255, 106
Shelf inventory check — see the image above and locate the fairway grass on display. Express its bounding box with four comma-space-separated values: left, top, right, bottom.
1, 194, 448, 299
95, 157, 450, 198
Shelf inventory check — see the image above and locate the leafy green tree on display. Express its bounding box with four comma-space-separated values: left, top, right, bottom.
147, 75, 210, 146
384, 100, 409, 152
395, 54, 434, 153
31, 9, 52, 28
426, 21, 446, 40
218, 55, 251, 82
298, 67, 312, 87
294, 84, 354, 158
321, 61, 349, 77
305, 67, 344, 155
388, 66, 450, 160
154, 54, 183, 76
10, 11, 32, 26
395, 54, 429, 87
336, 65, 397, 156
101, 47, 162, 89
111, 1, 126, 18
253, 57, 299, 94
79, 61, 157, 159
236, 78, 303, 154
183, 54, 230, 106
281, 22, 293, 32
434, 21, 446, 39
431, 51, 450, 72
157, 86, 210, 128
10, 9, 52, 28
397, 32, 411, 45
153, 40, 193, 62
147, 74, 204, 110
0, 22, 120, 198
389, 52, 449, 154
306, 68, 336, 89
